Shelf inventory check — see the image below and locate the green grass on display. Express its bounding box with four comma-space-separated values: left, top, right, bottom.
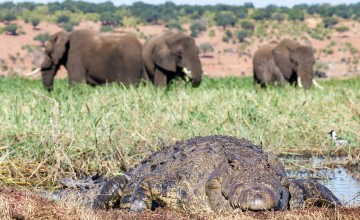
0, 76, 359, 187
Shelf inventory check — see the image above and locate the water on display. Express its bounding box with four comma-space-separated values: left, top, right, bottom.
281, 155, 360, 206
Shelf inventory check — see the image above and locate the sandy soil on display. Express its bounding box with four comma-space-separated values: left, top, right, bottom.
1, 19, 360, 80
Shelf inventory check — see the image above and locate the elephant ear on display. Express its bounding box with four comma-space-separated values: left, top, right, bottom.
273, 42, 293, 79
151, 39, 177, 72
51, 31, 69, 66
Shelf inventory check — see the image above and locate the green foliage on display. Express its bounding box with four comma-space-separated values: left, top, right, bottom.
199, 42, 214, 55
100, 12, 121, 26
63, 22, 74, 32
208, 29, 215, 38
34, 33, 50, 46
56, 14, 70, 24
251, 9, 271, 20
1, 13, 17, 23
323, 17, 338, 28
288, 8, 305, 21
31, 17, 41, 28
237, 30, 251, 43
214, 12, 236, 29
240, 20, 254, 31
100, 25, 112, 32
4, 24, 17, 35
272, 13, 285, 22
166, 19, 182, 31
310, 23, 331, 41
190, 20, 206, 38
335, 25, 349, 33
1, 77, 359, 186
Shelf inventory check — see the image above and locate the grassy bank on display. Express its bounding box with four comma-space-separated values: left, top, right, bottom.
0, 76, 359, 187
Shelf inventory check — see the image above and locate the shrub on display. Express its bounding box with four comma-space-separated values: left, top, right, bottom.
214, 12, 236, 29
237, 30, 251, 43
63, 22, 74, 32
34, 33, 50, 46
190, 20, 206, 38
1, 13, 17, 23
335, 26, 349, 33
31, 17, 41, 29
240, 20, 254, 31
100, 25, 112, 32
56, 14, 70, 24
199, 42, 214, 56
323, 17, 338, 28
4, 24, 17, 35
208, 29, 215, 37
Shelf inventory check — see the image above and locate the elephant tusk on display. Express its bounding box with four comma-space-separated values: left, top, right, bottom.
312, 79, 324, 89
297, 76, 303, 88
24, 67, 41, 76
183, 67, 192, 76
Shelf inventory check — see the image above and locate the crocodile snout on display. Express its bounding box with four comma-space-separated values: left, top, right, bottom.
230, 186, 280, 211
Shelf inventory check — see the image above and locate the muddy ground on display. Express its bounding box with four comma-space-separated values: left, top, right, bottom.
1, 187, 359, 220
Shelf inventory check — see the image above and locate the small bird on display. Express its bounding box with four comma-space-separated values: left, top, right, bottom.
328, 130, 349, 146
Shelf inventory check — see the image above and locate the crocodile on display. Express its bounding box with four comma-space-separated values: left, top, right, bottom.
92, 135, 341, 213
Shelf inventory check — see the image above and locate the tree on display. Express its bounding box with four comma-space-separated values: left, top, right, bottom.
214, 12, 236, 29
166, 19, 182, 31
240, 20, 254, 31
237, 30, 251, 43
190, 20, 206, 37
1, 13, 17, 24
323, 17, 338, 28
4, 24, 17, 35
56, 14, 70, 24
63, 22, 74, 32
199, 42, 214, 56
34, 33, 50, 46
31, 17, 41, 29
288, 8, 305, 21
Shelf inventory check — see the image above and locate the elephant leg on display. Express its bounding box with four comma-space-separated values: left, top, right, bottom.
66, 60, 87, 86
154, 68, 167, 87
274, 67, 286, 86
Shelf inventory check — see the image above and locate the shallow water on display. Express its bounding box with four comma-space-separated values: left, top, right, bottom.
282, 156, 360, 206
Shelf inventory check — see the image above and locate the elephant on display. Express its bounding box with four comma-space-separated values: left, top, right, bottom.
142, 30, 203, 87
253, 38, 323, 89
30, 29, 144, 91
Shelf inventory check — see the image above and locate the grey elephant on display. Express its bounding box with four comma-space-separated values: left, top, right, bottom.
142, 30, 203, 87
253, 39, 323, 89
28, 29, 144, 91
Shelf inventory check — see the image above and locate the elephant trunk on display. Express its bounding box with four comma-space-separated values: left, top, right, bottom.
182, 54, 202, 87
297, 65, 313, 90
40, 55, 58, 91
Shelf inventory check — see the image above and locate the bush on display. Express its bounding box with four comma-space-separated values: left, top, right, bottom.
199, 42, 214, 56
214, 12, 236, 29
237, 30, 251, 43
166, 19, 182, 31
1, 13, 17, 23
335, 26, 349, 33
34, 33, 50, 46
63, 22, 74, 32
100, 25, 112, 32
4, 24, 17, 35
190, 20, 206, 38
240, 20, 254, 31
31, 17, 41, 29
56, 14, 70, 24
323, 17, 338, 28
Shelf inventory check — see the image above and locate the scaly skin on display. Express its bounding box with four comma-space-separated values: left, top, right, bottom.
93, 135, 341, 213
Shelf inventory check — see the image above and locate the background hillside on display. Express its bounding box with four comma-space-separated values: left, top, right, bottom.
1, 1, 360, 79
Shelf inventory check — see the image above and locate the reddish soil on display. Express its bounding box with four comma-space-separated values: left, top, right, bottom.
1, 187, 359, 220
1, 19, 360, 80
